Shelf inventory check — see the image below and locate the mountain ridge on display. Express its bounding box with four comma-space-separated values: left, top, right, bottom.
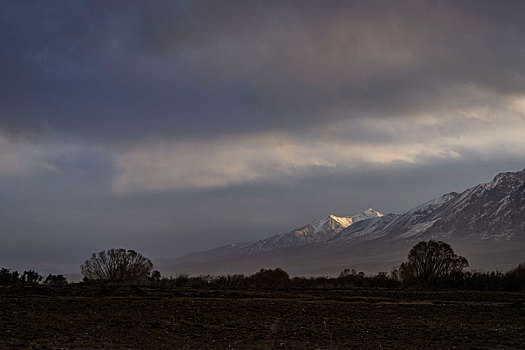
157, 169, 525, 276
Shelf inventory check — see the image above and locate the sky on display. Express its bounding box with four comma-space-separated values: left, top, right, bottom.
1, 0, 525, 274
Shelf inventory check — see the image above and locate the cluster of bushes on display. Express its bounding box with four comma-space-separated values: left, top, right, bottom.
147, 268, 291, 289
147, 264, 524, 291
4, 264, 523, 291
150, 268, 403, 290
0, 268, 67, 286
427, 263, 525, 291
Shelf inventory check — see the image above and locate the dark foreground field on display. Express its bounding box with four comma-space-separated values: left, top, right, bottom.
0, 286, 524, 349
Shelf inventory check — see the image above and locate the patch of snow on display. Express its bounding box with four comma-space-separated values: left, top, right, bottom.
311, 209, 383, 234
398, 220, 440, 238
310, 217, 330, 234
408, 193, 458, 214
494, 195, 511, 216
348, 208, 384, 222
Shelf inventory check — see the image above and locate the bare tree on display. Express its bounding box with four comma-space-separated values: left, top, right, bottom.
81, 248, 153, 282
400, 240, 468, 285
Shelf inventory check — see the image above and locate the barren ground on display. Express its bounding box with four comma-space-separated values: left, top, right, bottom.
0, 286, 524, 349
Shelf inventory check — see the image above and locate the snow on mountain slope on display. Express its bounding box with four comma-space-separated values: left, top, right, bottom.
311, 209, 383, 234
333, 193, 459, 244
335, 169, 525, 244
164, 208, 385, 265
159, 169, 525, 276
422, 169, 525, 240
242, 209, 384, 252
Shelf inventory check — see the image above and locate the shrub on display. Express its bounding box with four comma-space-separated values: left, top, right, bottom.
249, 268, 290, 288
21, 270, 42, 285
400, 240, 468, 287
0, 268, 20, 285
81, 248, 153, 282
44, 274, 68, 286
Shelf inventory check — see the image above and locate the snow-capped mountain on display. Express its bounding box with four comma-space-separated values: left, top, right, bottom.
158, 169, 525, 276
334, 169, 525, 244
242, 208, 383, 252
163, 209, 383, 265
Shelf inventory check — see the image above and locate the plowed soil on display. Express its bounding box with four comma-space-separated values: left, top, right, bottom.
0, 286, 523, 349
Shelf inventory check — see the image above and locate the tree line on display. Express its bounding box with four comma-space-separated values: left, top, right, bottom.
152, 262, 524, 291
1, 242, 524, 291
0, 268, 67, 286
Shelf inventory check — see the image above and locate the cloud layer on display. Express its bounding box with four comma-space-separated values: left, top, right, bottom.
113, 112, 525, 193
2, 1, 524, 141
1, 1, 525, 272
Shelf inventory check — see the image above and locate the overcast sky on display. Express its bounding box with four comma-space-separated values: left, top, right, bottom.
1, 0, 525, 274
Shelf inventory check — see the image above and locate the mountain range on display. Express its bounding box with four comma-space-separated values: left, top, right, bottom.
157, 169, 525, 276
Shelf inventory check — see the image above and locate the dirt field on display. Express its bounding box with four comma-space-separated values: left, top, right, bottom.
0, 286, 523, 349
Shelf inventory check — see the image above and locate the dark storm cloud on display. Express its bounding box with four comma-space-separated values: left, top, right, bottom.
2, 1, 525, 274
1, 0, 524, 141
